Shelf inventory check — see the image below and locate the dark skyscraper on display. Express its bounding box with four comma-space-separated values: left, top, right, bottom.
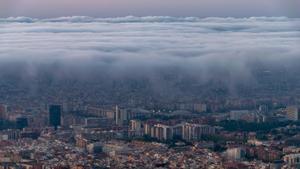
16, 117, 28, 130
49, 105, 61, 129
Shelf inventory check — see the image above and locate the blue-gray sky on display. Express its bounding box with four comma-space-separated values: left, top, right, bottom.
0, 0, 300, 18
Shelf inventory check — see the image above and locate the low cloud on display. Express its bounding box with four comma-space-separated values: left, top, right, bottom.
0, 16, 299, 102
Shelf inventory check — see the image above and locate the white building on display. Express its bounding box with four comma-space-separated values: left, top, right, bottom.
182, 123, 215, 142
129, 120, 144, 137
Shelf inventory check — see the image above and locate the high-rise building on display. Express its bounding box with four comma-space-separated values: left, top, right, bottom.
152, 124, 174, 141
182, 123, 215, 142
16, 117, 28, 130
129, 120, 144, 137
143, 122, 215, 141
0, 104, 8, 119
115, 105, 127, 126
286, 106, 300, 121
49, 105, 62, 129
115, 106, 152, 126
258, 105, 269, 114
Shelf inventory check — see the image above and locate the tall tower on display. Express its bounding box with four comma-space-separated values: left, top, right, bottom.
115, 105, 127, 126
115, 105, 121, 126
0, 104, 8, 120
49, 105, 62, 130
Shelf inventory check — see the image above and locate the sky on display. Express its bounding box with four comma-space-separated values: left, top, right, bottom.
1, 0, 300, 18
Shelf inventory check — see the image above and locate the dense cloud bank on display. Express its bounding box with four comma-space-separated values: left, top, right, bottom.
1, 16, 298, 23
0, 16, 300, 100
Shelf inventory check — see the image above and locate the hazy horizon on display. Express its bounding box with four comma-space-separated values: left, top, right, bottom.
1, 0, 300, 18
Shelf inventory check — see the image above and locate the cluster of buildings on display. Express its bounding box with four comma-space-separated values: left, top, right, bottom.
129, 120, 215, 142
0, 100, 300, 169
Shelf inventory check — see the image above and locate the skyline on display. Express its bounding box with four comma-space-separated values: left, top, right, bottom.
1, 1, 300, 169
1, 0, 300, 18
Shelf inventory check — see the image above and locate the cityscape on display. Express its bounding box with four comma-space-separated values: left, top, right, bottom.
1, 94, 300, 168
1, 0, 300, 169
